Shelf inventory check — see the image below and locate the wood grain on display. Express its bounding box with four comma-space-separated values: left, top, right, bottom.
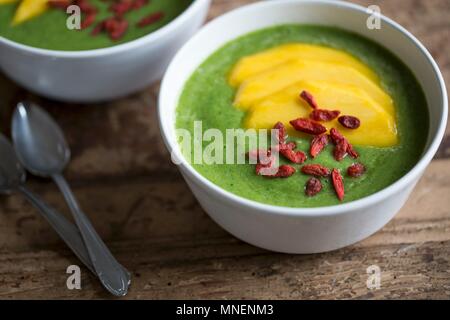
0, 0, 449, 299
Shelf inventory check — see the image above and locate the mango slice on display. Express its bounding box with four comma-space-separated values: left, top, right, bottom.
245, 81, 398, 147
229, 44, 379, 86
234, 59, 394, 115
12, 0, 49, 26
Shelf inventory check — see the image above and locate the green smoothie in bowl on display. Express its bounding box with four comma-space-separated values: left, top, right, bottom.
0, 0, 194, 51
176, 25, 429, 208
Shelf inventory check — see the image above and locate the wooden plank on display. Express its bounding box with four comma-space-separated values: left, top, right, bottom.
1, 237, 449, 299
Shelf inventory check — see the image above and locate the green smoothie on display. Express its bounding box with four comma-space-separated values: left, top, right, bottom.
0, 0, 193, 51
176, 25, 429, 208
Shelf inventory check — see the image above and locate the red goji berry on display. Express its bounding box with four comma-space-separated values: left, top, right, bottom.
132, 0, 149, 10
137, 11, 165, 27
301, 164, 330, 177
77, 0, 96, 14
310, 109, 340, 122
330, 128, 358, 161
331, 169, 345, 201
338, 115, 361, 129
300, 90, 319, 109
329, 127, 344, 143
280, 148, 307, 164
333, 139, 349, 161
81, 13, 96, 29
305, 177, 322, 197
255, 155, 276, 176
272, 165, 296, 178
104, 17, 128, 41
310, 134, 328, 158
347, 144, 359, 159
247, 149, 271, 164
110, 1, 133, 16
290, 118, 327, 135
283, 141, 297, 150
273, 121, 287, 145
347, 163, 366, 177
257, 164, 295, 178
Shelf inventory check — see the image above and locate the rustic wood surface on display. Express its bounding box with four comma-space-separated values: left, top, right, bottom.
0, 0, 449, 300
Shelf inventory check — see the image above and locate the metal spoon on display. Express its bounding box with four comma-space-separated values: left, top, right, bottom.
0, 134, 94, 273
12, 101, 131, 297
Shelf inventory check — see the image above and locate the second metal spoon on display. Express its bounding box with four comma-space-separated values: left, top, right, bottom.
12, 101, 131, 297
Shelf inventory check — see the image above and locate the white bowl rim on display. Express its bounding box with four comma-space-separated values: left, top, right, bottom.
0, 0, 207, 58
159, 0, 448, 217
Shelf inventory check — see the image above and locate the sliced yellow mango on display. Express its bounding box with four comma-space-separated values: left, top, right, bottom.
229, 44, 379, 86
245, 81, 398, 147
234, 59, 394, 115
12, 0, 49, 26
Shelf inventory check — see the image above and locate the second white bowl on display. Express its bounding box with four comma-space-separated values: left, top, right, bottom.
0, 0, 211, 103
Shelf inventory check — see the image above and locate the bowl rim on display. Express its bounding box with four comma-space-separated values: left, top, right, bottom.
0, 0, 209, 58
158, 0, 448, 217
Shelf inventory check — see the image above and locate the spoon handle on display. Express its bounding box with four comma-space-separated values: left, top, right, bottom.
18, 185, 95, 274
52, 174, 131, 297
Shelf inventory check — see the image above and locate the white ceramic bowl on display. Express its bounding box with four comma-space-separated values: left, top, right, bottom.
159, 0, 448, 253
0, 0, 210, 103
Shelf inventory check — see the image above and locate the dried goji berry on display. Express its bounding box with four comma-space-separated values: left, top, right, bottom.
247, 149, 271, 164
305, 177, 322, 197
132, 0, 149, 10
338, 115, 361, 129
255, 156, 277, 176
300, 90, 319, 109
77, 0, 96, 14
105, 17, 129, 41
280, 148, 307, 164
273, 121, 287, 145
110, 1, 133, 16
290, 118, 327, 135
347, 163, 366, 177
330, 128, 358, 161
333, 139, 349, 161
257, 164, 295, 178
272, 165, 296, 178
310, 109, 340, 122
347, 144, 359, 159
137, 11, 165, 27
310, 134, 328, 158
331, 169, 345, 201
301, 164, 330, 177
81, 13, 96, 29
274, 141, 297, 153
329, 127, 344, 143
283, 141, 297, 150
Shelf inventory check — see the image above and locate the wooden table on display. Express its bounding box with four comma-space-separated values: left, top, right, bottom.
0, 0, 449, 299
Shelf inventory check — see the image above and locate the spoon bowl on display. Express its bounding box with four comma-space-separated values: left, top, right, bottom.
12, 101, 70, 177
